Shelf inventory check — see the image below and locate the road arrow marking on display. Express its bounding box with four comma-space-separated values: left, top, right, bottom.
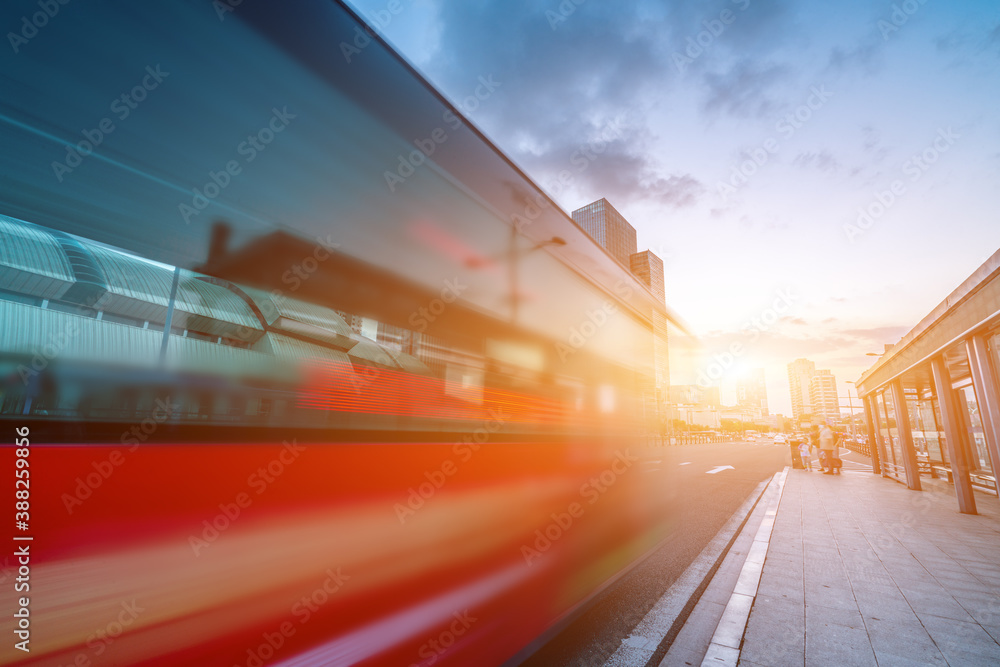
706, 465, 735, 474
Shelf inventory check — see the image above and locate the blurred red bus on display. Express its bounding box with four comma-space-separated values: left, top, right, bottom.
0, 1, 688, 664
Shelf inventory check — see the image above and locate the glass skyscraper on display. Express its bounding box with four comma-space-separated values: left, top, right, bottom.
571, 198, 637, 266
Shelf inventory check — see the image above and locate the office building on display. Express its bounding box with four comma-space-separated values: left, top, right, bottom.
629, 250, 665, 302
809, 369, 840, 423
630, 250, 669, 391
738, 368, 769, 415
787, 358, 840, 423
571, 198, 637, 267
787, 358, 815, 420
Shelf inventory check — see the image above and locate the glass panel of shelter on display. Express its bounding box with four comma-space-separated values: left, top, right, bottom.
958, 382, 995, 490
918, 386, 948, 470
876, 390, 902, 480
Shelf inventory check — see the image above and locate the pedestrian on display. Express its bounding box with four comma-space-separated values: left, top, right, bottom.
798, 440, 813, 471
819, 421, 837, 474
809, 426, 820, 469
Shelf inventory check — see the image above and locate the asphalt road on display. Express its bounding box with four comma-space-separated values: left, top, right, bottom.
519, 439, 791, 667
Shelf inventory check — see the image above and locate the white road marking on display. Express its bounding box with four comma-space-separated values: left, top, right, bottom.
680, 462, 692, 466
707, 465, 735, 475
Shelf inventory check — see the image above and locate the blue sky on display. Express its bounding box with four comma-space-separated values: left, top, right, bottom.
346, 0, 1000, 415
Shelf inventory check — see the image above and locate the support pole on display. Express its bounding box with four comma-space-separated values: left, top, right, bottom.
931, 357, 977, 514
967, 335, 1000, 497
890, 379, 921, 491
159, 266, 181, 366
862, 395, 882, 475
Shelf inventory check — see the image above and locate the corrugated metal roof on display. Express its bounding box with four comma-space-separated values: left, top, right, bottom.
246, 288, 353, 337
266, 332, 352, 366
0, 215, 75, 301
87, 245, 260, 329
0, 214, 74, 281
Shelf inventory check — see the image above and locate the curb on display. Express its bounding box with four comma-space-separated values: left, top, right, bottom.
700, 467, 788, 666
601, 476, 775, 667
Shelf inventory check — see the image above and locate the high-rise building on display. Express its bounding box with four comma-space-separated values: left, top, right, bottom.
630, 250, 668, 391
737, 368, 769, 416
787, 358, 841, 423
809, 370, 840, 423
787, 358, 816, 420
571, 198, 637, 266
629, 250, 664, 302
572, 198, 673, 428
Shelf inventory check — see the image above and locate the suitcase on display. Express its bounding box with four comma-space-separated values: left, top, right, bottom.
790, 444, 804, 469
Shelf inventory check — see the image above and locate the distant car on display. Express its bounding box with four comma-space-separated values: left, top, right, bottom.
774, 434, 787, 445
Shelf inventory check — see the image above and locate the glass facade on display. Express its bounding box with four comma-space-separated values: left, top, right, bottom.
571, 199, 638, 267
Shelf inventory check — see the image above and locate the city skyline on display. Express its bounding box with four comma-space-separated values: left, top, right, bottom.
345, 0, 1000, 415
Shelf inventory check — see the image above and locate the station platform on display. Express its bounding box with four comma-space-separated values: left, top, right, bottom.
665, 464, 1000, 666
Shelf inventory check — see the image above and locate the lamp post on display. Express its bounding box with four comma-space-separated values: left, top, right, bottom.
843, 381, 860, 441
467, 226, 566, 325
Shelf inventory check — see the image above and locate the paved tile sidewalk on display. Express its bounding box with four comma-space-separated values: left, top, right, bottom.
740, 469, 1000, 666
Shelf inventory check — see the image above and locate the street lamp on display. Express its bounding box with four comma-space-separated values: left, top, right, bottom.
843, 381, 860, 440
466, 227, 566, 324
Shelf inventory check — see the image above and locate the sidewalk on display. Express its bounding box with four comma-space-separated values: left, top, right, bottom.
739, 468, 1000, 666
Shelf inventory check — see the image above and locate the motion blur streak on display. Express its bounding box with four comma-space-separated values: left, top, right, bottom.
275, 563, 528, 666
0, 465, 570, 664
300, 360, 572, 424
0, 0, 688, 664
